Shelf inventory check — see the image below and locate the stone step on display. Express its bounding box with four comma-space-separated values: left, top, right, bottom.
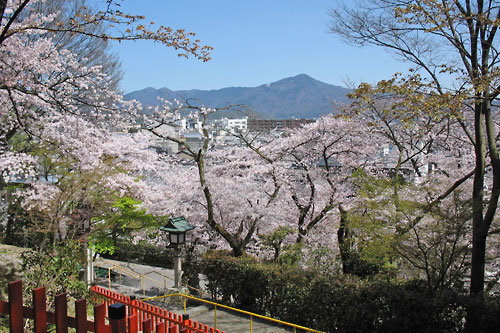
93, 259, 296, 333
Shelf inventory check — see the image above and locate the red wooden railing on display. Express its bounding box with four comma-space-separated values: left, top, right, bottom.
0, 280, 223, 332
0, 280, 109, 332
92, 285, 223, 333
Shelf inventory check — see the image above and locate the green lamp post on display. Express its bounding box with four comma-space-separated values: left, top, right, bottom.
159, 217, 195, 289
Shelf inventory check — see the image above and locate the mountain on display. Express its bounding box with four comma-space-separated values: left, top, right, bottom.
124, 74, 351, 119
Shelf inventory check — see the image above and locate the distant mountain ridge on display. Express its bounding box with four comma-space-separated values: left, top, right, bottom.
124, 74, 351, 119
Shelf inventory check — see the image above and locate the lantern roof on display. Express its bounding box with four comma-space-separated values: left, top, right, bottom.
159, 216, 195, 233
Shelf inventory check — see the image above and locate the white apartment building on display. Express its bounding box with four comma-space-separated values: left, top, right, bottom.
174, 118, 203, 130
214, 117, 248, 134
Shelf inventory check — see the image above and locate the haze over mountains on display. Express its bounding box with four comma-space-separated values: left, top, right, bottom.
124, 74, 351, 119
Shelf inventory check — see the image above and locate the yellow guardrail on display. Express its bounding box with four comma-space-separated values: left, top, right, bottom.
96, 259, 210, 297
95, 259, 323, 332
142, 293, 325, 333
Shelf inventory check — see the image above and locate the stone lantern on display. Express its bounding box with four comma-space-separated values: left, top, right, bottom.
159, 217, 195, 289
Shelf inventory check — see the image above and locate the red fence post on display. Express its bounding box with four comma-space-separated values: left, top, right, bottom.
33, 286, 47, 333
180, 314, 190, 333
109, 303, 126, 333
128, 314, 138, 333
75, 298, 87, 333
94, 303, 106, 333
142, 318, 152, 333
8, 280, 23, 333
129, 296, 137, 318
55, 293, 68, 333
156, 321, 165, 333
92, 283, 221, 333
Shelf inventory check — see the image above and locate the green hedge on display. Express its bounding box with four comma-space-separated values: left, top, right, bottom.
103, 240, 174, 268
201, 250, 500, 332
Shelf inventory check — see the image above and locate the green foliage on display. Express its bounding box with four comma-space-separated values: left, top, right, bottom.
21, 241, 88, 305
336, 172, 400, 278
0, 245, 24, 301
276, 242, 303, 266
89, 196, 161, 255
305, 244, 337, 275
259, 226, 303, 265
343, 170, 470, 289
202, 250, 269, 313
103, 239, 174, 268
1, 193, 54, 250
201, 251, 500, 332
259, 226, 293, 261
182, 243, 201, 291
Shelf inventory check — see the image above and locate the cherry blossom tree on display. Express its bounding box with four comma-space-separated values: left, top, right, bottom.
139, 100, 284, 256
272, 115, 377, 244
330, 0, 500, 305
341, 74, 500, 291
13, 131, 161, 247
139, 96, 384, 258
29, 0, 124, 90
234, 114, 378, 254
0, 0, 211, 250
0, 0, 210, 164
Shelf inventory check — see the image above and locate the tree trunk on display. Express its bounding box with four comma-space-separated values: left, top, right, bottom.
337, 204, 353, 274
0, 0, 7, 23
470, 233, 486, 296
470, 101, 486, 296
232, 246, 244, 257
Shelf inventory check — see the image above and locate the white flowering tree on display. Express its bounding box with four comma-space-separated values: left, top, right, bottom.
0, 0, 211, 247
142, 99, 379, 257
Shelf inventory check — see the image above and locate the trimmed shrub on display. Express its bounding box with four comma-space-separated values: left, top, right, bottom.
104, 240, 173, 268
201, 250, 500, 332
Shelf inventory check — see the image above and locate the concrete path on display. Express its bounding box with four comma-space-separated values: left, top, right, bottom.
94, 258, 294, 332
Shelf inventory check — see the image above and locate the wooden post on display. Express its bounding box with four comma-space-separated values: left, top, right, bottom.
129, 296, 137, 318
33, 286, 47, 333
8, 280, 23, 333
142, 318, 152, 333
55, 293, 68, 333
181, 313, 190, 332
94, 303, 106, 333
108, 303, 126, 333
75, 298, 87, 333
128, 314, 138, 333
156, 321, 165, 333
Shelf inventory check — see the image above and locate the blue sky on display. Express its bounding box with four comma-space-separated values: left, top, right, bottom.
103, 1, 411, 93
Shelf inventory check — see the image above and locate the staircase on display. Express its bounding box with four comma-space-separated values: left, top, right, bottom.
94, 258, 296, 333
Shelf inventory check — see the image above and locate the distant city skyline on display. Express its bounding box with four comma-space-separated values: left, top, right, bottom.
99, 1, 412, 93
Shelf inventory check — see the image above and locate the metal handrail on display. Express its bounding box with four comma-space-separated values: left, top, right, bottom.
142, 293, 325, 333
94, 259, 322, 332
97, 259, 210, 297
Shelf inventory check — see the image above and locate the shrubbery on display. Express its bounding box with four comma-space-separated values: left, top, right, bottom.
201, 250, 500, 332
103, 240, 174, 268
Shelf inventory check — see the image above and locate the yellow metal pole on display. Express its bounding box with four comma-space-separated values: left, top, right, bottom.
214, 305, 217, 330
142, 276, 145, 296
120, 272, 122, 284
184, 297, 187, 313
108, 268, 111, 289
250, 315, 253, 333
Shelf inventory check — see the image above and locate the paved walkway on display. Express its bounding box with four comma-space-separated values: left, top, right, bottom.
94, 258, 293, 332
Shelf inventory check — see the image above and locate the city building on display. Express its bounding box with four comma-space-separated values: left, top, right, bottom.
247, 118, 315, 132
